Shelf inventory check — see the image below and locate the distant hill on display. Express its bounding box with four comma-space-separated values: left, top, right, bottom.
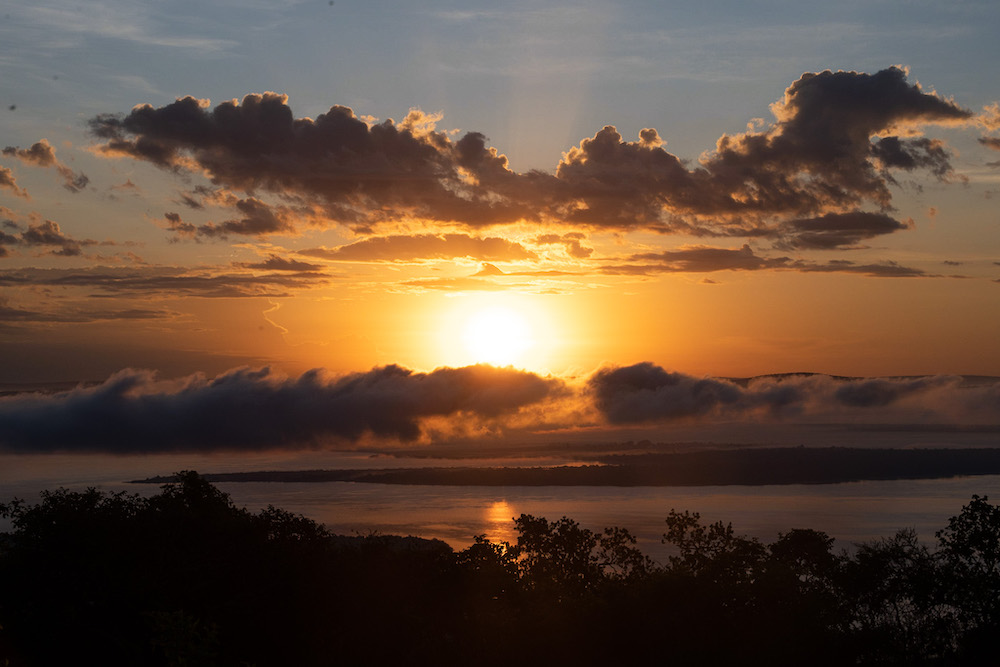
134, 447, 1000, 488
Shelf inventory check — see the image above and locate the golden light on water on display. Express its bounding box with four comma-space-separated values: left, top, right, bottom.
484, 499, 517, 545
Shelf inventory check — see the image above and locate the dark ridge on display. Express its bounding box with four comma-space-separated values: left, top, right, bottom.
132, 447, 1000, 487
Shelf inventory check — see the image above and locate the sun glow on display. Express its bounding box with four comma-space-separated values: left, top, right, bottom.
462, 306, 533, 366
436, 293, 562, 371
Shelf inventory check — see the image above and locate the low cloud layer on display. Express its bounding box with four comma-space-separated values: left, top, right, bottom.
589, 363, 999, 425
87, 67, 982, 250
0, 364, 564, 453
1, 362, 997, 453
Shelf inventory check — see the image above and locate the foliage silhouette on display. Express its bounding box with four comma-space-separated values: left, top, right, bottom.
1, 474, 998, 666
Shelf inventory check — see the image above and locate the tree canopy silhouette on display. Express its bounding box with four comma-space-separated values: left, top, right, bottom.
1, 473, 998, 666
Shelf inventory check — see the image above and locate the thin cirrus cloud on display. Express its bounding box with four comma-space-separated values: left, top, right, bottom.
87, 67, 981, 252
0, 364, 564, 453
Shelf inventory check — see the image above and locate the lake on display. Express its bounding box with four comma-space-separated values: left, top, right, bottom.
2, 450, 998, 562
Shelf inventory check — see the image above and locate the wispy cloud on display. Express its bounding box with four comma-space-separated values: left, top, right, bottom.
24, 3, 237, 52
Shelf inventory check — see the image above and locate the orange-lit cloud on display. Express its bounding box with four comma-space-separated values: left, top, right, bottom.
300, 233, 536, 263
2, 139, 89, 193
0, 166, 29, 199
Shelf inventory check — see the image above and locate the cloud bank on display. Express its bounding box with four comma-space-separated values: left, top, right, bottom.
1, 362, 997, 453
588, 363, 999, 425
0, 364, 563, 453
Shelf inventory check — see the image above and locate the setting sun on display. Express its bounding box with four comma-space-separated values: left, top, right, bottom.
462, 306, 533, 366
434, 293, 562, 371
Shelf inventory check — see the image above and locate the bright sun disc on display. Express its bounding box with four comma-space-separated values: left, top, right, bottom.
462, 306, 533, 366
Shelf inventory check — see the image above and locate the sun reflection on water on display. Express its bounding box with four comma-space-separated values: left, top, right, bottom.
484, 499, 517, 545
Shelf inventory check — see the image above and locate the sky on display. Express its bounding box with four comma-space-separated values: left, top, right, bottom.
1, 0, 999, 453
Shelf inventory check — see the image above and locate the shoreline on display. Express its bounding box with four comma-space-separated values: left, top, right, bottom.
131, 446, 1000, 487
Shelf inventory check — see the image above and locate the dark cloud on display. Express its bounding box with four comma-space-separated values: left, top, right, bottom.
0, 364, 564, 452
177, 185, 216, 209
553, 67, 971, 233
300, 233, 536, 262
165, 191, 320, 240
795, 259, 930, 278
0, 231, 17, 257
621, 244, 786, 273
197, 197, 296, 237
589, 363, 744, 423
20, 220, 96, 256
0, 165, 29, 199
0, 219, 98, 257
235, 254, 322, 271
2, 139, 89, 192
0, 265, 328, 298
161, 211, 197, 238
587, 362, 993, 424
980, 137, 1000, 152
90, 96, 538, 230
0, 297, 174, 324
832, 376, 950, 408
88, 68, 974, 240
775, 212, 913, 250
870, 136, 951, 177
601, 243, 932, 277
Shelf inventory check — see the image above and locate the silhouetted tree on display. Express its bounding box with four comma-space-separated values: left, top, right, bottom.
3, 475, 1000, 667
934, 494, 1000, 663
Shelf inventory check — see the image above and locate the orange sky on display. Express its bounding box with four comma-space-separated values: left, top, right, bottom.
2, 3, 1000, 452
